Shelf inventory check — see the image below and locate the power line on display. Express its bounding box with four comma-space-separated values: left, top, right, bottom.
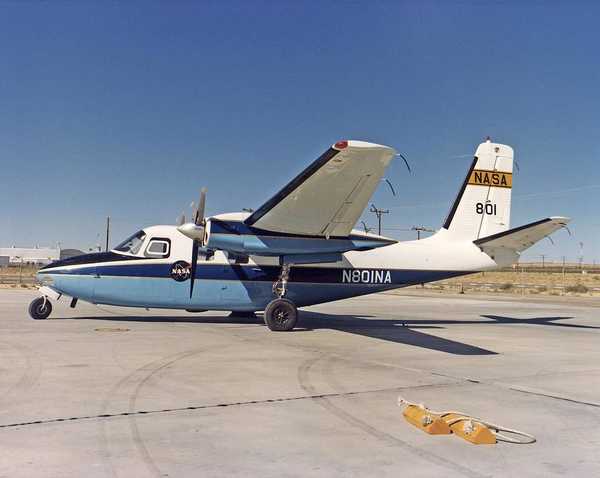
411, 225, 435, 240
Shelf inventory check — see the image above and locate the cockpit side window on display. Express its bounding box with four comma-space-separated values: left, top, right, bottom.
114, 230, 147, 255
144, 238, 171, 258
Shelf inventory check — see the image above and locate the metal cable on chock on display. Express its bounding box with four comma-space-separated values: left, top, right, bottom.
398, 396, 536, 445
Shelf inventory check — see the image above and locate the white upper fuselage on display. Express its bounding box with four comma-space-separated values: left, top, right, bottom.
41, 219, 500, 274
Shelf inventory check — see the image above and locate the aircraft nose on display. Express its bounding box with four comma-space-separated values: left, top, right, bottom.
36, 269, 54, 286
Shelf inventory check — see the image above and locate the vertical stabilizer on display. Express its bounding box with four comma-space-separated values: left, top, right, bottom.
443, 139, 513, 240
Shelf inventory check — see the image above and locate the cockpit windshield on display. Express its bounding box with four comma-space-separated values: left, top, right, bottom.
114, 230, 146, 255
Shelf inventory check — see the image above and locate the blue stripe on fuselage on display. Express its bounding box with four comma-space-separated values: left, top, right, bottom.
41, 262, 467, 285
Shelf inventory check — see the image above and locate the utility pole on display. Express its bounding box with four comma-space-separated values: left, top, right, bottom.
369, 204, 389, 236
540, 254, 546, 269
411, 226, 435, 240
105, 216, 110, 252
16, 256, 22, 284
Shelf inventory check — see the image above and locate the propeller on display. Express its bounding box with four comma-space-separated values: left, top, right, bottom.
177, 187, 208, 298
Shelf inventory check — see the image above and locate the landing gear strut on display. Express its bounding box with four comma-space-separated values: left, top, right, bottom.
264, 264, 298, 331
272, 263, 291, 298
29, 297, 52, 320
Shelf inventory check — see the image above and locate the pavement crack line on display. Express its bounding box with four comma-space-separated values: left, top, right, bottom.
0, 382, 457, 431
506, 386, 600, 408
297, 355, 489, 478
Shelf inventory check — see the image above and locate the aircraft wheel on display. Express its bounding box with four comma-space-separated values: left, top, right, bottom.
29, 297, 52, 320
264, 298, 297, 331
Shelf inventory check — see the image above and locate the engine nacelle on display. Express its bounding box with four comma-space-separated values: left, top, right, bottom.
203, 218, 395, 257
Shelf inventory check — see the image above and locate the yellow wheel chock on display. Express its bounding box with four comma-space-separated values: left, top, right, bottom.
398, 397, 536, 445
402, 404, 452, 435
442, 414, 497, 444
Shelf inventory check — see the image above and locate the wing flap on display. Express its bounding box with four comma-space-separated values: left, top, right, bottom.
474, 216, 570, 253
245, 141, 396, 237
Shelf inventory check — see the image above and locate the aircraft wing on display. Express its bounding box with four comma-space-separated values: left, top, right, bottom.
245, 140, 396, 237
474, 216, 570, 253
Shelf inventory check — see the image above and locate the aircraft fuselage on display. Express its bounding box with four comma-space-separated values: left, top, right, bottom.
37, 223, 499, 312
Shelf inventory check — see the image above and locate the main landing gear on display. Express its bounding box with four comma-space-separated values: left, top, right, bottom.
28, 297, 52, 320
264, 298, 297, 331
264, 264, 298, 332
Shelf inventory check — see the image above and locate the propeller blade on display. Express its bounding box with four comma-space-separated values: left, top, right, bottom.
176, 213, 186, 226
195, 187, 207, 225
189, 240, 199, 299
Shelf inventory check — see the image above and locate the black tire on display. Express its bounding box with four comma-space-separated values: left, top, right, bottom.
29, 297, 52, 320
264, 298, 297, 331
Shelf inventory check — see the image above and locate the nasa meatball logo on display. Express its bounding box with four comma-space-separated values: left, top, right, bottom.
170, 261, 191, 282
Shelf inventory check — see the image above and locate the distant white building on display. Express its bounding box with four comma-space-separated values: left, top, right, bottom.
0, 247, 60, 265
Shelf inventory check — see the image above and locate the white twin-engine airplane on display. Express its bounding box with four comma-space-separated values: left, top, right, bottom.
33, 139, 569, 331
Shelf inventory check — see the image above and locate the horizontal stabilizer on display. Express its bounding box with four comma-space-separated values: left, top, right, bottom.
474, 216, 570, 253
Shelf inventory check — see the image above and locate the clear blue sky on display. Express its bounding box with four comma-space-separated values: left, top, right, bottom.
1, 1, 598, 263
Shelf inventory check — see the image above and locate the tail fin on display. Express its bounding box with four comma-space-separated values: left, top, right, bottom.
443, 139, 513, 240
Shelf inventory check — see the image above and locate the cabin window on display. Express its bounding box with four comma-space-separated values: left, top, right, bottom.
144, 238, 171, 258
114, 230, 147, 255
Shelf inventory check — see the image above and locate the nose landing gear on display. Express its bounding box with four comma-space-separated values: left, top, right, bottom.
28, 297, 53, 320
264, 264, 298, 331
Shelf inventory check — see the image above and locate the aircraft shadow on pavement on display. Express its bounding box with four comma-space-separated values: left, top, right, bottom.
481, 315, 600, 330
59, 312, 596, 356
71, 315, 264, 325
67, 311, 497, 356
299, 311, 497, 356
298, 312, 600, 353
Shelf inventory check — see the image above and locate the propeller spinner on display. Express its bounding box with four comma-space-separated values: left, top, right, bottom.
176, 187, 208, 298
